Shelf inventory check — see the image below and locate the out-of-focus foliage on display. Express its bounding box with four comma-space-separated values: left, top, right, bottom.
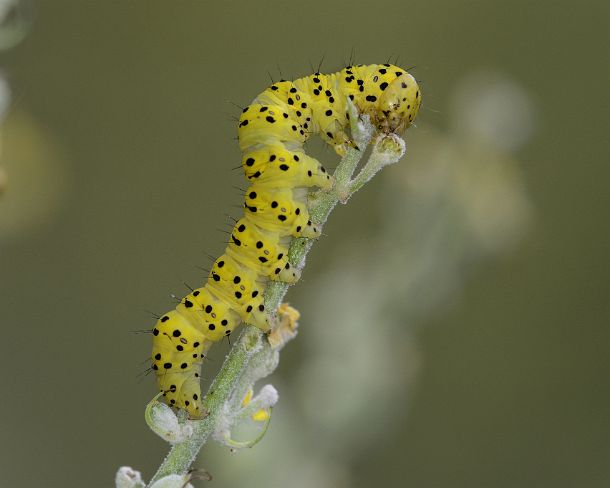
0, 0, 29, 195
0, 110, 67, 237
0, 0, 28, 50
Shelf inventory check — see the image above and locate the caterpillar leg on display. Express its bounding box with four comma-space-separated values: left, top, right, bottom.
296, 216, 321, 239
238, 293, 270, 331
270, 258, 301, 283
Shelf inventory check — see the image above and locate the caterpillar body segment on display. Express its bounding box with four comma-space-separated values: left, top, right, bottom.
242, 144, 333, 190
224, 217, 295, 280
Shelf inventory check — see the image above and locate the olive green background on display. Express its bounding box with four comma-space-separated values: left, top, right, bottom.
0, 1, 608, 487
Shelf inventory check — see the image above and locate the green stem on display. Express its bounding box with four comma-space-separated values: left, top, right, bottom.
147, 113, 405, 486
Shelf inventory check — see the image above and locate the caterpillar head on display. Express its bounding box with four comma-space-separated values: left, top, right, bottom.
377, 72, 421, 133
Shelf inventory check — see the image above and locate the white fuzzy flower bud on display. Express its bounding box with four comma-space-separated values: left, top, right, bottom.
213, 384, 279, 449
115, 467, 145, 488
145, 395, 194, 444
373, 133, 406, 166
149, 474, 194, 488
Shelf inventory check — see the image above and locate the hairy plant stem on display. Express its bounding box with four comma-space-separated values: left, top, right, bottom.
147, 111, 405, 486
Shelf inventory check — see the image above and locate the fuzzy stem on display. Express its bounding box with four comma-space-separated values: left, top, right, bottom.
147, 113, 405, 486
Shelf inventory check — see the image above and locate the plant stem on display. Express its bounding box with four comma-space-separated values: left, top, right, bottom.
147, 113, 404, 486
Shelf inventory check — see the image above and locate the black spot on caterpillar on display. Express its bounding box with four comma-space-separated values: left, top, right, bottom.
151, 63, 421, 417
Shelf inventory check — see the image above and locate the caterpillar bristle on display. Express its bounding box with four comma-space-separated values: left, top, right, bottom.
226, 100, 246, 112
308, 60, 316, 74
130, 328, 154, 335
150, 62, 421, 418
347, 47, 356, 67
315, 53, 325, 73
139, 355, 154, 365
136, 366, 154, 383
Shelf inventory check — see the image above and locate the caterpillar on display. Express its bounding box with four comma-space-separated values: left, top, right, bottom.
151, 63, 421, 418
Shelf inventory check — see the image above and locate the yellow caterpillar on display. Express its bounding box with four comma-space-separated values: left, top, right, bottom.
151, 63, 421, 418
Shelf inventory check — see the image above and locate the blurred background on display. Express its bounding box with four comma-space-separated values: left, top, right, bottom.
0, 1, 608, 487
